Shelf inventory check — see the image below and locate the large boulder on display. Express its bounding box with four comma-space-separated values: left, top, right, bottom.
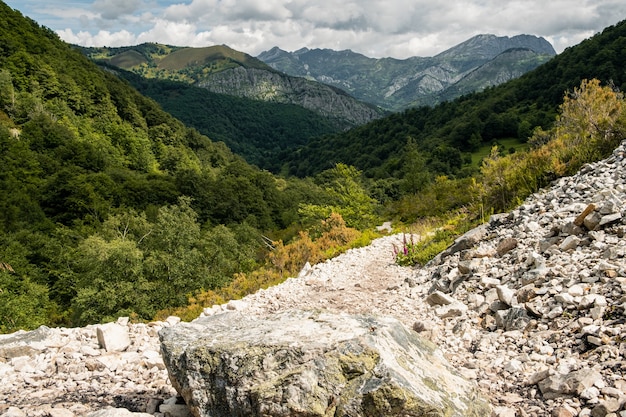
159, 310, 490, 417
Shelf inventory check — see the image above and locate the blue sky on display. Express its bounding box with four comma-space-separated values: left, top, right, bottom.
5, 0, 626, 58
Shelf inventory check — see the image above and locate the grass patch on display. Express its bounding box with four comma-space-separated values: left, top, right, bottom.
470, 138, 529, 168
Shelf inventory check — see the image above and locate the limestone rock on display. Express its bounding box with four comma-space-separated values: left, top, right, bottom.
96, 323, 131, 352
0, 326, 54, 359
159, 310, 491, 417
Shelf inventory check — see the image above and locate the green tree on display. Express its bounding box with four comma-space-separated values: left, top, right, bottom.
300, 163, 378, 229
553, 78, 626, 172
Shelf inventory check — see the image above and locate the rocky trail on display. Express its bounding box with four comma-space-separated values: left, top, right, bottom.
3, 142, 626, 416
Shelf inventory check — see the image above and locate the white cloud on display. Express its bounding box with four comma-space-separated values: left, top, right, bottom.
92, 0, 143, 20
57, 28, 138, 47
6, 0, 626, 58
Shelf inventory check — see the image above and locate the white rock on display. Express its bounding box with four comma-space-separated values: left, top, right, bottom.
560, 235, 581, 251
555, 292, 575, 304
496, 285, 516, 306
165, 316, 181, 326
96, 323, 131, 353
48, 408, 76, 417
225, 299, 247, 311
567, 284, 586, 297
86, 408, 154, 417
1, 407, 26, 417
426, 291, 455, 306
435, 302, 468, 318
504, 359, 523, 373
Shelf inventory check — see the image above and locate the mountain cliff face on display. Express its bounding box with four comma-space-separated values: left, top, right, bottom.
196, 66, 383, 125
82, 44, 384, 127
428, 47, 554, 106
258, 34, 556, 111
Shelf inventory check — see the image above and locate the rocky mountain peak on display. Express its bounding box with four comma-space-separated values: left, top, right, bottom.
258, 33, 556, 111
435, 33, 557, 60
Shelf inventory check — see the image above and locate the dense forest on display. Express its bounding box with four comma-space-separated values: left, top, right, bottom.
1, 1, 625, 332
113, 70, 349, 173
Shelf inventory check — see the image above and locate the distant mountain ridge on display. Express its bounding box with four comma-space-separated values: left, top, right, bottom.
258, 34, 556, 111
81, 44, 385, 127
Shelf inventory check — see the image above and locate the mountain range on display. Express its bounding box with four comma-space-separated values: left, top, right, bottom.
258, 34, 556, 111
83, 33, 555, 124
81, 44, 385, 127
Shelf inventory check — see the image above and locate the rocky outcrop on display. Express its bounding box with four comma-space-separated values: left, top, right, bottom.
159, 310, 490, 417
197, 67, 383, 126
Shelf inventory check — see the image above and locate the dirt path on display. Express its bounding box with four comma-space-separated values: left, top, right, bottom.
219, 233, 430, 328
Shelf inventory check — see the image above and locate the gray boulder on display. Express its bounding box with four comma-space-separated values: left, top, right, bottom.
159, 310, 490, 417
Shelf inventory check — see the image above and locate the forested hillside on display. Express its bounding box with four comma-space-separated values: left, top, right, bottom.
108, 69, 348, 173
0, 2, 370, 331
81, 43, 384, 128
283, 20, 626, 197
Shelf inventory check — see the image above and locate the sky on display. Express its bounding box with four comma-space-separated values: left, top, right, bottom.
5, 0, 626, 59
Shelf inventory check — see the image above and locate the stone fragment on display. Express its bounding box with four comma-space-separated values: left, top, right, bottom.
525, 368, 553, 386
85, 409, 154, 417
495, 307, 531, 331
591, 399, 621, 417
96, 323, 131, 352
442, 224, 488, 257
1, 408, 26, 417
159, 310, 491, 417
496, 285, 516, 306
568, 284, 587, 297
555, 293, 575, 305
560, 235, 581, 251
159, 403, 193, 417
226, 299, 247, 311
538, 369, 603, 400
496, 238, 518, 256
457, 260, 472, 275
552, 407, 575, 417
0, 326, 54, 359
425, 290, 455, 306
436, 302, 468, 318
165, 316, 181, 326
516, 285, 537, 303
493, 406, 517, 417
504, 359, 523, 373
599, 212, 622, 227
481, 277, 501, 288
584, 212, 603, 230
47, 408, 76, 417
376, 221, 392, 233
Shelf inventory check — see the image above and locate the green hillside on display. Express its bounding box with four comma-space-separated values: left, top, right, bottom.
82, 43, 274, 79
108, 67, 350, 172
